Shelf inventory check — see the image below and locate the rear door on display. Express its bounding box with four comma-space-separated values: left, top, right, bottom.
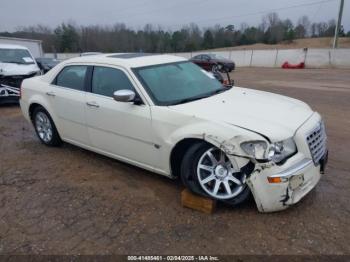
85, 65, 158, 168
49, 65, 90, 145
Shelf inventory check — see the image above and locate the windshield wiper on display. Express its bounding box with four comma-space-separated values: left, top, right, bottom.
169, 87, 232, 106
211, 88, 229, 95
199, 87, 231, 99
169, 95, 212, 105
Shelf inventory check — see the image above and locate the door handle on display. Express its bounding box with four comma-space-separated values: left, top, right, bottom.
46, 91, 56, 97
86, 101, 100, 108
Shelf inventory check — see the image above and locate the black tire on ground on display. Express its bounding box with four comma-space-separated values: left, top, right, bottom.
32, 106, 62, 147
180, 141, 251, 206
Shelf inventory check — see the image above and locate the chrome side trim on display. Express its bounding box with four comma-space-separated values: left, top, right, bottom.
268, 158, 313, 180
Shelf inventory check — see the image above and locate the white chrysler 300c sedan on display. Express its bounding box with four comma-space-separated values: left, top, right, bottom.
20, 53, 328, 212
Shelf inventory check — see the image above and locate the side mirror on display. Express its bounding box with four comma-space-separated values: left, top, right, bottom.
113, 90, 135, 102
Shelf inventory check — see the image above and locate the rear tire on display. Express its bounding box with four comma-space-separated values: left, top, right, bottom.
180, 142, 251, 206
32, 106, 62, 146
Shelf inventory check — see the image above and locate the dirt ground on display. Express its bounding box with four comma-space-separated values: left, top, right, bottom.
0, 68, 349, 255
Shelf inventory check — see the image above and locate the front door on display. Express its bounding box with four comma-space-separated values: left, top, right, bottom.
85, 66, 158, 168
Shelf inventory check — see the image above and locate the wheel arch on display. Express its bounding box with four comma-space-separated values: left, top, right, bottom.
27, 98, 62, 138
167, 123, 261, 177
28, 100, 63, 146
29, 103, 44, 121
170, 138, 211, 178
27, 95, 56, 123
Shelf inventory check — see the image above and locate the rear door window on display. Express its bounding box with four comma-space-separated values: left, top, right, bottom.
55, 65, 88, 91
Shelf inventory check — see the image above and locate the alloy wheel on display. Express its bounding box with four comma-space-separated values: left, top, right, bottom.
35, 112, 53, 143
196, 147, 247, 199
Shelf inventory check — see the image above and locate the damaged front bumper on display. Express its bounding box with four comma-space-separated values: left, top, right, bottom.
247, 152, 327, 212
0, 84, 20, 104
246, 113, 327, 213
0, 74, 35, 104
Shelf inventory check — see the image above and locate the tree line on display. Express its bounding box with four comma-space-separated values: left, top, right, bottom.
1, 13, 349, 53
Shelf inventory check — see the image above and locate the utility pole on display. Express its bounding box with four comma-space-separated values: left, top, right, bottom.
333, 0, 344, 49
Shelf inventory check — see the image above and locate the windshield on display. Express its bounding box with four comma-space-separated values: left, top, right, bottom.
133, 62, 225, 106
0, 48, 35, 64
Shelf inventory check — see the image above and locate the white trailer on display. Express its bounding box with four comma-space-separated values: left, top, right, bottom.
0, 37, 43, 58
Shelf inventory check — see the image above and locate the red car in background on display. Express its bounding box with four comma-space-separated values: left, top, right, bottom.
190, 54, 235, 72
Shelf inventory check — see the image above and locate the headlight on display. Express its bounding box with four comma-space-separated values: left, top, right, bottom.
268, 137, 297, 163
240, 140, 268, 160
240, 138, 297, 163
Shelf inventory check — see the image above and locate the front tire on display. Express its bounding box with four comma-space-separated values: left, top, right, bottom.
181, 142, 251, 206
32, 106, 62, 146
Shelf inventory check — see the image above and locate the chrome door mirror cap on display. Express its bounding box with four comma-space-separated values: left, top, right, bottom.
113, 90, 136, 102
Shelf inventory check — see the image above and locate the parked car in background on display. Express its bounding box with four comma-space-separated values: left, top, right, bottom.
20, 53, 327, 213
205, 64, 234, 87
36, 57, 60, 73
190, 54, 235, 72
0, 44, 40, 104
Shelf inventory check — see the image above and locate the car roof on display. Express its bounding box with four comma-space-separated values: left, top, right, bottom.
0, 43, 29, 50
65, 53, 187, 68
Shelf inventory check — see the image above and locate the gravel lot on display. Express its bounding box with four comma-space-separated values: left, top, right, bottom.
0, 68, 349, 255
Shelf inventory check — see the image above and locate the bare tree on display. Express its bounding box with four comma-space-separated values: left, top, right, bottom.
297, 15, 311, 37
0, 14, 342, 53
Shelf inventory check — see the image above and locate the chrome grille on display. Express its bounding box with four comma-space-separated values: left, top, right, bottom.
306, 121, 327, 164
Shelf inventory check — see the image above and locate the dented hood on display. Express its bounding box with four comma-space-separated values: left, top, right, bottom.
168, 87, 314, 141
0, 62, 40, 76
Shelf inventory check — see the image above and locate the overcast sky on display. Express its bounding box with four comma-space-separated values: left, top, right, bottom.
1, 0, 349, 32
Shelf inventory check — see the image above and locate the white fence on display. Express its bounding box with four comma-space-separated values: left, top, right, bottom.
45, 53, 81, 60
45, 48, 350, 68
174, 48, 350, 68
